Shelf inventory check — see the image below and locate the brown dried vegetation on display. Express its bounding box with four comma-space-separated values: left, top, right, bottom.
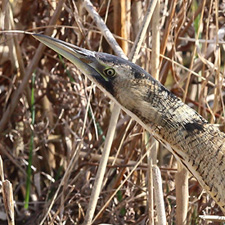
0, 0, 225, 224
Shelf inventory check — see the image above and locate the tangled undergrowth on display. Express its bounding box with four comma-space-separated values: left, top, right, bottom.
0, 0, 225, 224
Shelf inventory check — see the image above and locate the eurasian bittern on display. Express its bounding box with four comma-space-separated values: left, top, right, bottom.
33, 34, 225, 213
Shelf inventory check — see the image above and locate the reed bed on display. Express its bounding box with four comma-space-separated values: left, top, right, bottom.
0, 0, 225, 224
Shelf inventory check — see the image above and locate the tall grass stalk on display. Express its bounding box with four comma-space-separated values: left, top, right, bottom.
24, 73, 36, 209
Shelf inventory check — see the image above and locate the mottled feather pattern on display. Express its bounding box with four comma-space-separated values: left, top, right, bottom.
114, 74, 225, 211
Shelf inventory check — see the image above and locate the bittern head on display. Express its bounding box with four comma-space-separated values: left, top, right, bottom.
33, 34, 157, 113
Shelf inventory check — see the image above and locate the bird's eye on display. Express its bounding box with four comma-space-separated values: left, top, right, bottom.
104, 68, 115, 77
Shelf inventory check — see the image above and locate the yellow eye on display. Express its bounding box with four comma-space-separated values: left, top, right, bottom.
104, 68, 115, 77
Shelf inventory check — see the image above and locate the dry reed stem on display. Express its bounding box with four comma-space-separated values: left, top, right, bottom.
147, 151, 154, 225
151, 0, 160, 80
2, 181, 14, 225
159, 0, 177, 63
152, 165, 166, 225
113, 0, 129, 54
0, 157, 15, 225
211, 0, 220, 124
82, 102, 120, 225
148, 0, 161, 224
199, 215, 225, 222
175, 163, 189, 225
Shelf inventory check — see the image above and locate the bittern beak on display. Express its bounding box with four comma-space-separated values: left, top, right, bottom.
32, 34, 115, 95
